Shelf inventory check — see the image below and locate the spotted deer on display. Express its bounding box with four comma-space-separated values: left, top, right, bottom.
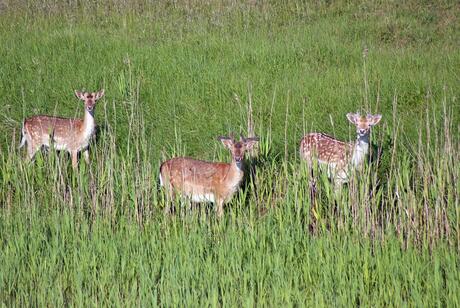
300, 113, 382, 187
19, 89, 105, 169
159, 134, 259, 217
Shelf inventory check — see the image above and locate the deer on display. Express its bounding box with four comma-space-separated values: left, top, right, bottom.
159, 134, 259, 218
19, 89, 105, 169
299, 113, 382, 187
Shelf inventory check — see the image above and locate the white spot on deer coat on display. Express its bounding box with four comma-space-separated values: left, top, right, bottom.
191, 193, 216, 203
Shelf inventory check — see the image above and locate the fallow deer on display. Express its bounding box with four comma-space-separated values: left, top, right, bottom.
19, 89, 105, 169
300, 113, 382, 187
159, 134, 259, 217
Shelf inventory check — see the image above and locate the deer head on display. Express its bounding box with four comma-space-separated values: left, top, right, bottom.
346, 113, 382, 138
218, 134, 259, 165
74, 89, 105, 114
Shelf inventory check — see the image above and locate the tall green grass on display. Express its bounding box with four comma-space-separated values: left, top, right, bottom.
0, 0, 459, 305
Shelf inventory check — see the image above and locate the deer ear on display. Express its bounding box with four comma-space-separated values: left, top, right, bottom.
370, 114, 382, 126
218, 136, 233, 149
244, 137, 259, 150
346, 113, 359, 124
75, 90, 85, 101
95, 89, 105, 100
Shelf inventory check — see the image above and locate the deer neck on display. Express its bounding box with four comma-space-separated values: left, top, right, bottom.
224, 160, 244, 185
235, 159, 244, 172
351, 133, 369, 166
82, 109, 96, 138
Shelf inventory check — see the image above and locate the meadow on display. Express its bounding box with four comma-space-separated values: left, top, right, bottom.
0, 0, 459, 305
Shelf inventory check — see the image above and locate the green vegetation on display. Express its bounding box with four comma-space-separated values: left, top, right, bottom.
0, 1, 459, 305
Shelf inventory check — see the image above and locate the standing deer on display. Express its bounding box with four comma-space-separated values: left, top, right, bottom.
159, 134, 259, 217
300, 113, 382, 187
19, 89, 105, 169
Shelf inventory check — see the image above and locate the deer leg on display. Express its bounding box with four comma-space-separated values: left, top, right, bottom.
216, 199, 224, 218
26, 143, 39, 162
163, 188, 175, 216
71, 151, 78, 169
305, 161, 317, 205
163, 203, 171, 215
163, 193, 172, 215
333, 180, 342, 191
83, 149, 90, 164
305, 161, 319, 233
334, 170, 348, 190
333, 176, 346, 200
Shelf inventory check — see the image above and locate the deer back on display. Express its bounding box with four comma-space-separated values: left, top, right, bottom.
160, 157, 244, 198
24, 115, 86, 148
300, 133, 353, 168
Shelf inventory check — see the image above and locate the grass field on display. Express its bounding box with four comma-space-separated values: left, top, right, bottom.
0, 0, 459, 306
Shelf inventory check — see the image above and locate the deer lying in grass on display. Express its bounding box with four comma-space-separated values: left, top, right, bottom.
19, 89, 105, 169
159, 134, 259, 218
300, 113, 382, 187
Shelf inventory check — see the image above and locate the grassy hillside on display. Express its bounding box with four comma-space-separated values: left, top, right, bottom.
0, 1, 458, 156
0, 0, 459, 305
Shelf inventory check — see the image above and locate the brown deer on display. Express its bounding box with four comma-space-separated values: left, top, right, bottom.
300, 113, 382, 187
159, 134, 259, 217
19, 89, 105, 169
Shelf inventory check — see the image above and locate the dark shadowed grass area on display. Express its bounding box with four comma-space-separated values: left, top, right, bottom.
0, 0, 459, 305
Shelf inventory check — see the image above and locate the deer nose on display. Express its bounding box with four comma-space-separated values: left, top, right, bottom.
359, 129, 367, 135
